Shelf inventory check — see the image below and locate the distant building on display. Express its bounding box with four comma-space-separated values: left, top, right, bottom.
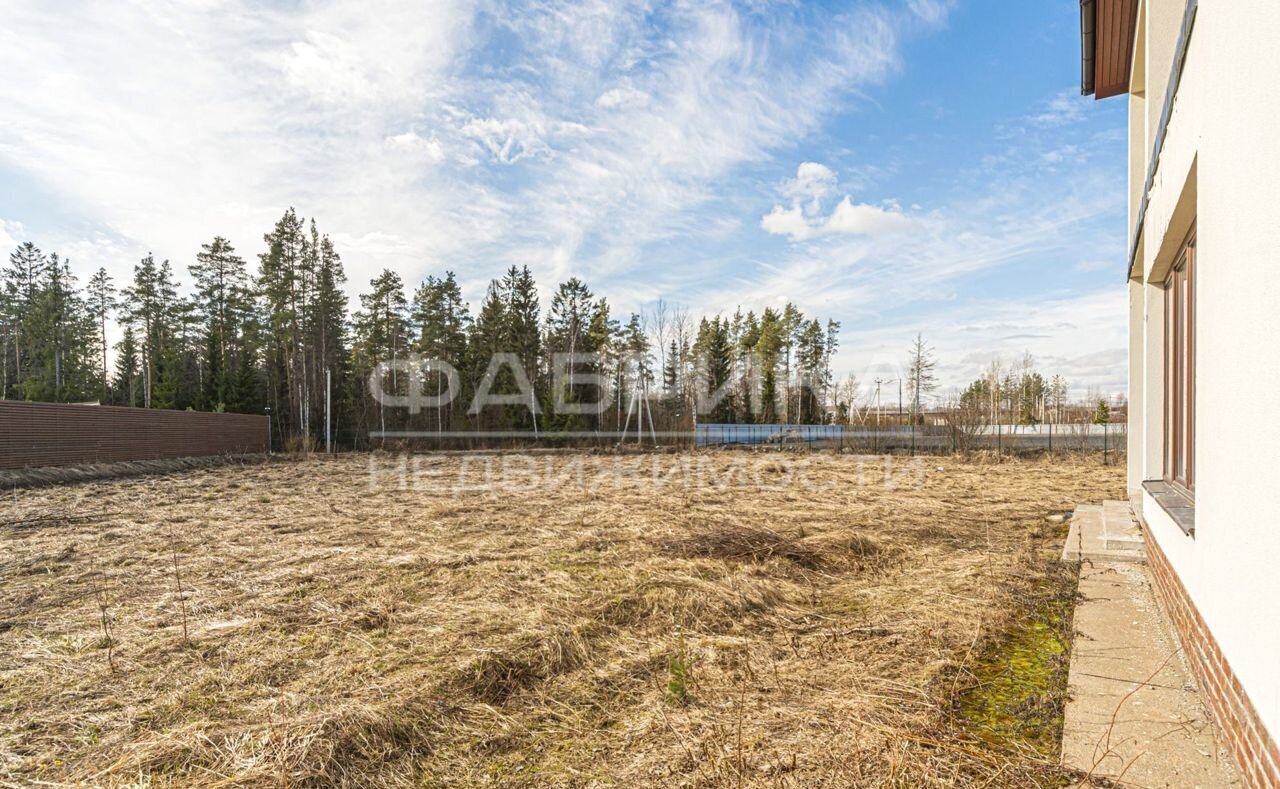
1082, 1, 1279, 783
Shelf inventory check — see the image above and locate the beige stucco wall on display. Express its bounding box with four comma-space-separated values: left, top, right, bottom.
1131, 0, 1280, 742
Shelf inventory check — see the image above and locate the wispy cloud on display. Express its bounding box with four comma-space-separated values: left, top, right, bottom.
0, 220, 23, 252
0, 1, 1127, 396
0, 0, 933, 294
1028, 88, 1090, 127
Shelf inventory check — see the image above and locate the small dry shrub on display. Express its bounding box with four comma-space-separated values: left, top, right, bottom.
458, 626, 592, 704
659, 525, 825, 569
285, 435, 319, 455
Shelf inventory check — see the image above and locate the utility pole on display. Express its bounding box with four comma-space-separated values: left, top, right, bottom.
875, 377, 902, 453
874, 378, 882, 453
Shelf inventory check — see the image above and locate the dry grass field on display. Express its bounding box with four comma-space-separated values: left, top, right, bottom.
0, 452, 1123, 787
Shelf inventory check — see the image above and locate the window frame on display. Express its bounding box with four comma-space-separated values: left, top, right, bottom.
1163, 227, 1195, 496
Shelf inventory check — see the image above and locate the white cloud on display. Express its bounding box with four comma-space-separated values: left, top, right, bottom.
595, 87, 650, 110
384, 132, 446, 163
762, 162, 913, 241
826, 196, 914, 236
460, 117, 553, 164
907, 0, 954, 27
1041, 144, 1082, 164
782, 162, 839, 205
330, 231, 414, 259
0, 219, 24, 251
281, 31, 373, 104
759, 205, 813, 240
1029, 88, 1089, 126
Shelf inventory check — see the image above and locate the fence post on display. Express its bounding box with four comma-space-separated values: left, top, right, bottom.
1104, 422, 1109, 465
1049, 421, 1053, 453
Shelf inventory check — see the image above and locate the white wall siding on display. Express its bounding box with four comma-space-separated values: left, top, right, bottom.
1133, 0, 1280, 741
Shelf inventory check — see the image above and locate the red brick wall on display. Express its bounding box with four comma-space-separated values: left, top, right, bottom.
0, 402, 268, 470
1143, 524, 1280, 787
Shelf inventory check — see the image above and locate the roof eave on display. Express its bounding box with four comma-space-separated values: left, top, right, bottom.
1080, 0, 1097, 96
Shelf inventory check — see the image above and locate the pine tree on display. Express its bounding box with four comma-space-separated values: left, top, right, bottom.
85, 268, 116, 402
259, 208, 308, 439
779, 303, 804, 423
310, 234, 350, 436
795, 318, 826, 423
1049, 374, 1069, 423
353, 269, 410, 439
823, 319, 840, 418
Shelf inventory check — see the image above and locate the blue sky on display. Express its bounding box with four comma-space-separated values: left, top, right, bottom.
0, 0, 1129, 398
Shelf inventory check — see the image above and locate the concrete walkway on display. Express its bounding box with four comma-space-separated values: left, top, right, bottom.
1061, 503, 1239, 787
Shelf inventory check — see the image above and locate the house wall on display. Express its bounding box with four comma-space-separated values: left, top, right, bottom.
1130, 0, 1280, 775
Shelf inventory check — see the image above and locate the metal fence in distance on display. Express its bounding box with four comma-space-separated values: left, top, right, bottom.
696, 422, 1126, 457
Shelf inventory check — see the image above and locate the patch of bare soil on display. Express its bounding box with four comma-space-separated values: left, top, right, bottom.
0, 452, 1122, 787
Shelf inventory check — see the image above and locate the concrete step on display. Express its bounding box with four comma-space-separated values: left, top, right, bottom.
1062, 502, 1145, 563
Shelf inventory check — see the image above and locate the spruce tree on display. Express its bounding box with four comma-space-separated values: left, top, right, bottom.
3, 242, 46, 394
191, 236, 249, 410
411, 272, 470, 432
22, 254, 97, 401
546, 278, 596, 429
113, 326, 142, 406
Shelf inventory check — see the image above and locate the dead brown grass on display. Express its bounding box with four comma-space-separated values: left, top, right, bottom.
0, 452, 1123, 787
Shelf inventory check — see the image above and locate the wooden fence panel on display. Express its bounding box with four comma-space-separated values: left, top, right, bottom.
0, 402, 268, 470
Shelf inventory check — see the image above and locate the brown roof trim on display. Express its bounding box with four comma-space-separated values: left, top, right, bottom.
1094, 0, 1138, 99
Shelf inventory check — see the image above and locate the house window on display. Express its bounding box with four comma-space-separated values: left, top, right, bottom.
1164, 229, 1195, 494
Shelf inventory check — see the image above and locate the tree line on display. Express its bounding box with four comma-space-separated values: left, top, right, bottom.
0, 209, 848, 448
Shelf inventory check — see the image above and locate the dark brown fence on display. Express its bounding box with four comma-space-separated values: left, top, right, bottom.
0, 402, 268, 470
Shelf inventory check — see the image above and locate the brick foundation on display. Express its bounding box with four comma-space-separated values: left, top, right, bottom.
1142, 523, 1280, 788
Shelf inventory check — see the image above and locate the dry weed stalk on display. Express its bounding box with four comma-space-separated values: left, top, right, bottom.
89, 564, 116, 674
168, 523, 191, 644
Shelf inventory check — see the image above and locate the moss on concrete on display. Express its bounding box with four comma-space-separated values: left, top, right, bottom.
955, 548, 1080, 758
